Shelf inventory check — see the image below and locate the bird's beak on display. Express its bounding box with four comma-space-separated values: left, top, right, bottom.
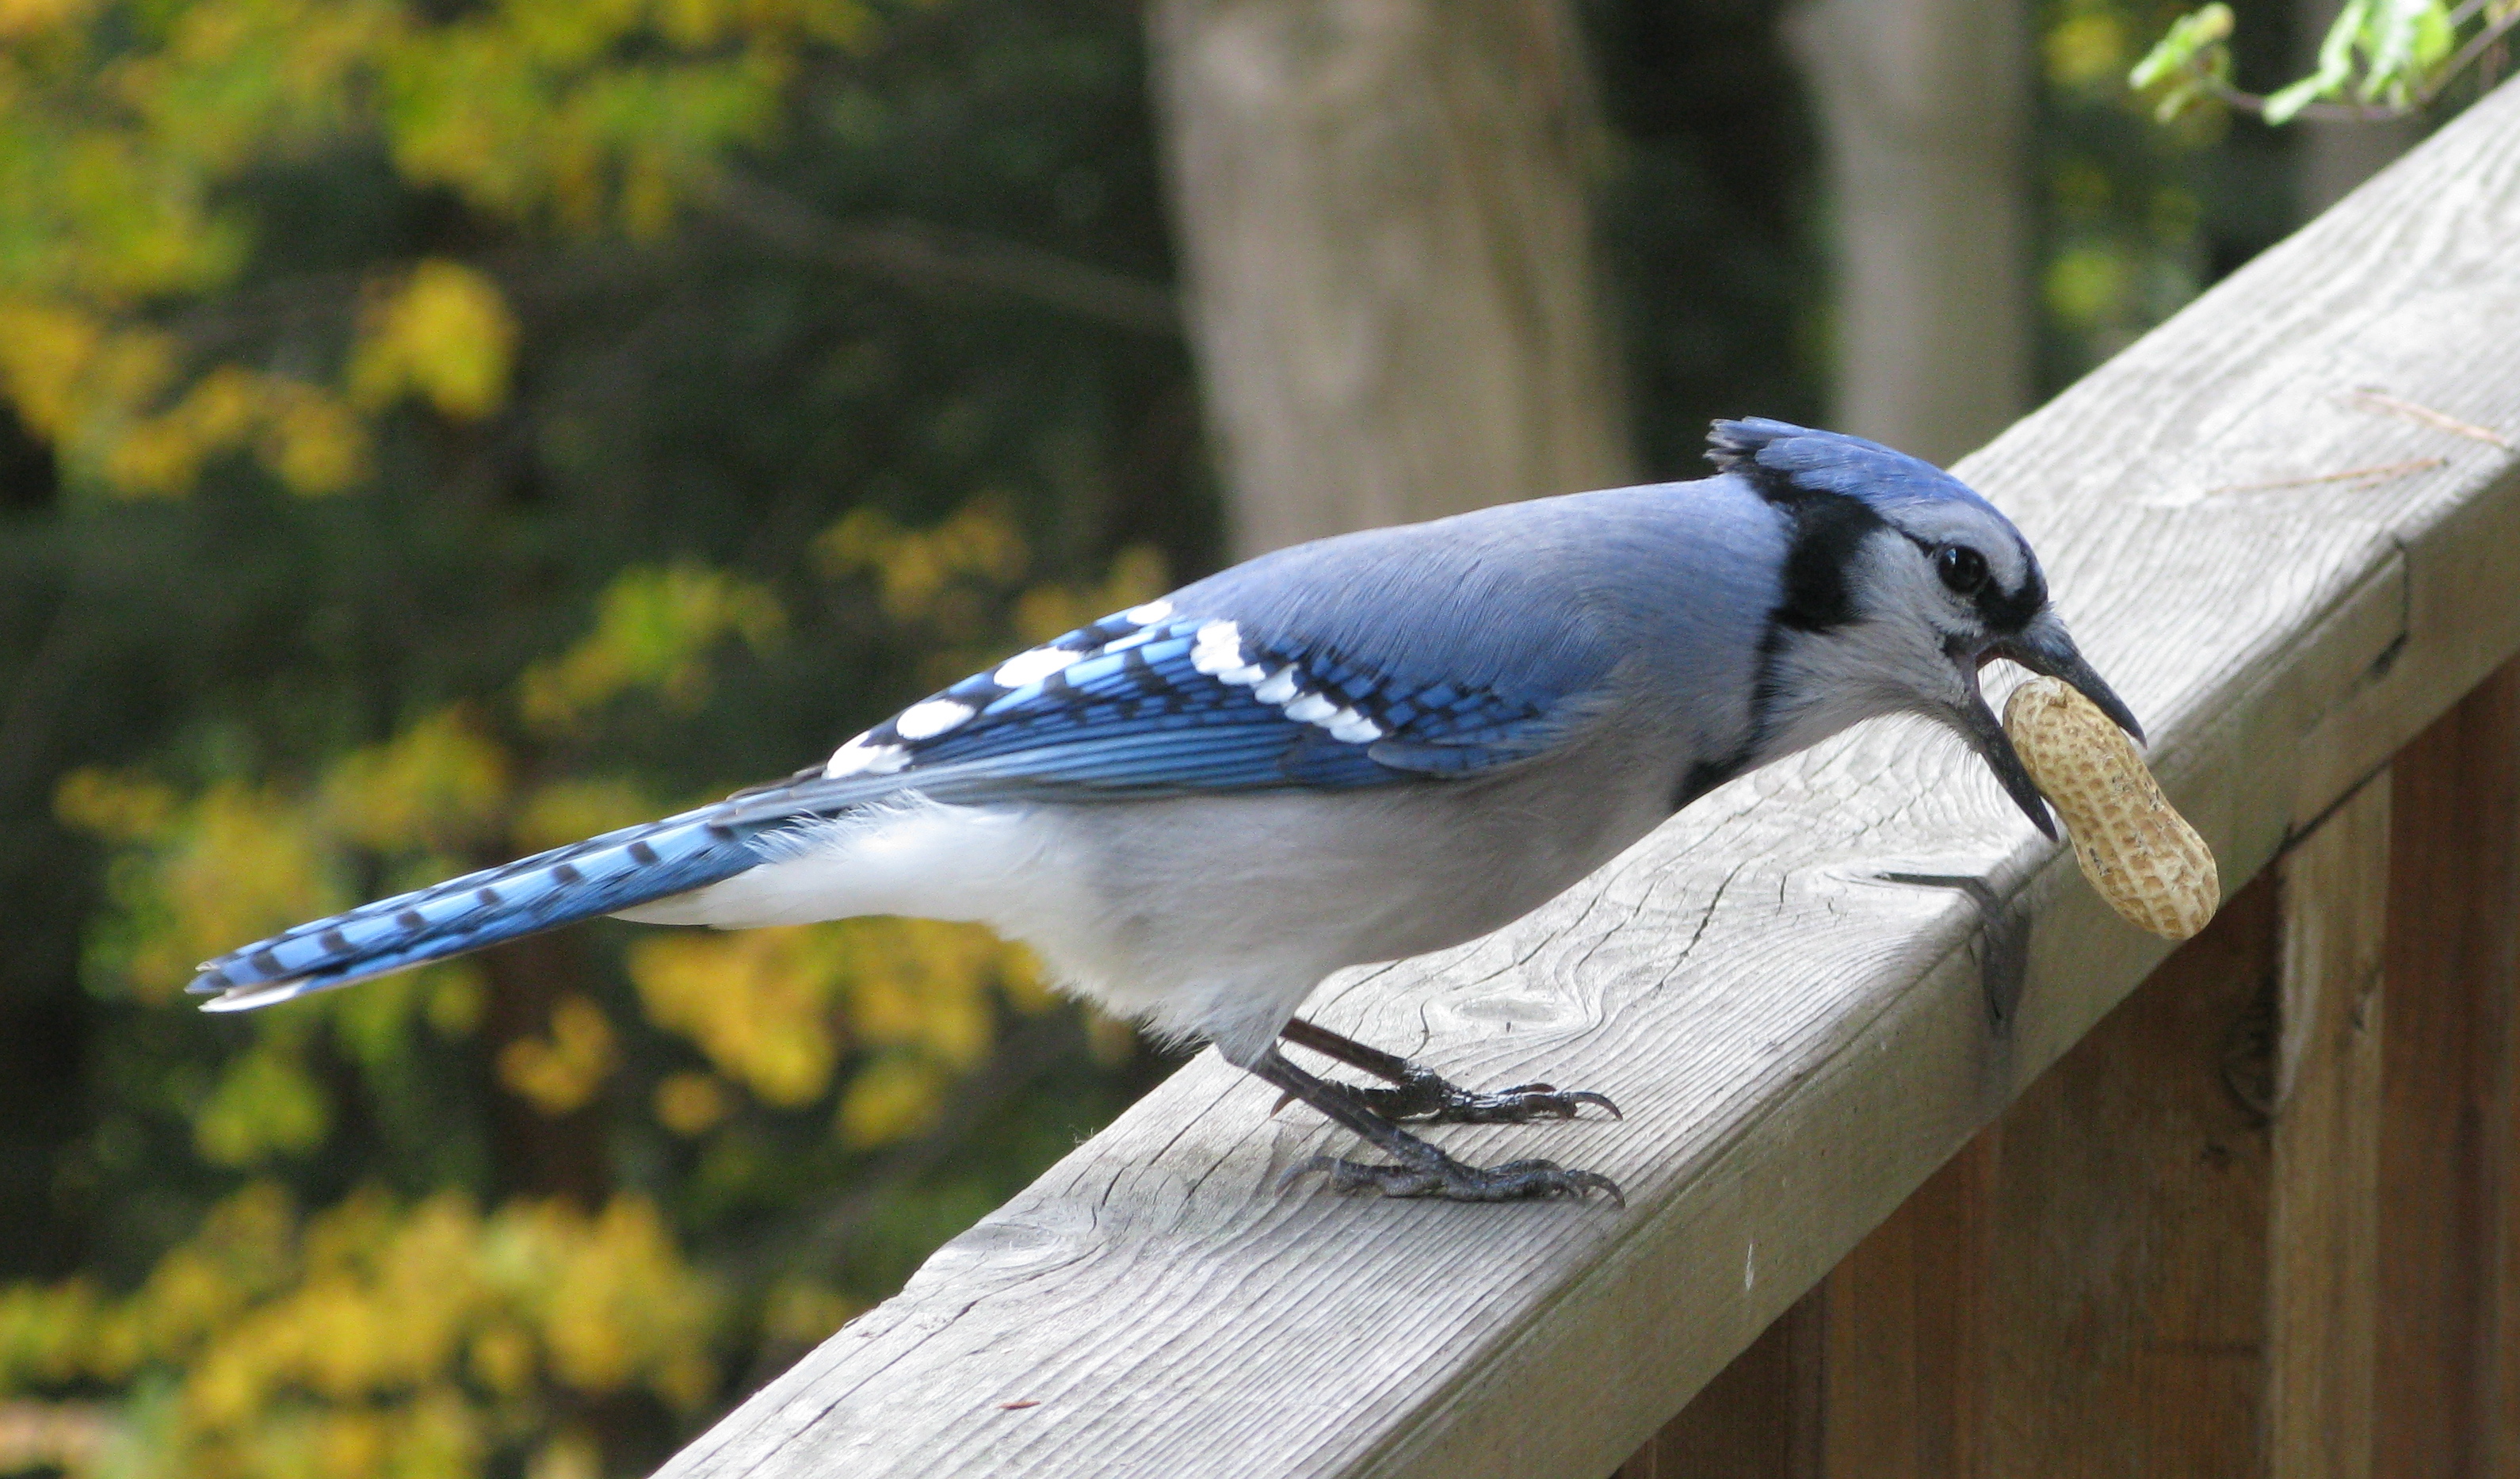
1943, 610, 2141, 841
1942, 662, 2059, 839
1991, 610, 2143, 743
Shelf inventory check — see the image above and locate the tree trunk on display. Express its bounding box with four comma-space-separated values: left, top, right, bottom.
1785, 0, 2033, 466
1147, 0, 1632, 558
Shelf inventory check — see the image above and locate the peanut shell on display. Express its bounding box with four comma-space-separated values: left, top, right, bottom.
2003, 677, 2218, 941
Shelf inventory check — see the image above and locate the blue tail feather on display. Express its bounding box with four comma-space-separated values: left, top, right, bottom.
189, 766, 960, 1011
189, 808, 767, 1010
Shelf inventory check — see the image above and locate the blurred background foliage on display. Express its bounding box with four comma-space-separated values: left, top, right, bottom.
0, 0, 2419, 1472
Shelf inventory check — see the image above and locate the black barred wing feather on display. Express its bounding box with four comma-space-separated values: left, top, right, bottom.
767, 600, 1603, 810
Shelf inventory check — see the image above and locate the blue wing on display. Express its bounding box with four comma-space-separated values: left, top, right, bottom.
193, 525, 1628, 1011
760, 600, 1605, 812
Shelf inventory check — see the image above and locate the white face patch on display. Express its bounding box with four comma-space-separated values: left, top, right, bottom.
826, 735, 911, 778
995, 646, 1083, 688
895, 698, 976, 740
1123, 598, 1174, 625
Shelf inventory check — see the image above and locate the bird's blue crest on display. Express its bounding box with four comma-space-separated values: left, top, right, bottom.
1706, 418, 2003, 519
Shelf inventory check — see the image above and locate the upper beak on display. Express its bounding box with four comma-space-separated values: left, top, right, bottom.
1944, 610, 2142, 840
1993, 610, 2142, 743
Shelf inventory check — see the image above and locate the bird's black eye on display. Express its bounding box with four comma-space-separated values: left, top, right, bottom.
1936, 545, 1989, 594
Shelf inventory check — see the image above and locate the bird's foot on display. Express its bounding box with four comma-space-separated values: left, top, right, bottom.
1279, 1146, 1623, 1206
1292, 1068, 1620, 1124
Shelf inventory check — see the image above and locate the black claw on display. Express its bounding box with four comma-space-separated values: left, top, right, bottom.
1570, 1090, 1623, 1122
1342, 1069, 1623, 1125
1278, 1150, 1625, 1207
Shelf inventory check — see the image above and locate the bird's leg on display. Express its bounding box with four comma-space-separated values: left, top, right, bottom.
1277, 1017, 1621, 1124
1248, 1046, 1622, 1206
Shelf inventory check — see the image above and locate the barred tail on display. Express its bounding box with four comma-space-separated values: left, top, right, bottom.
186, 808, 767, 1011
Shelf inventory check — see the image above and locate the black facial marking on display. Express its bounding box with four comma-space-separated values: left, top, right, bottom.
1972, 563, 2047, 634
1767, 490, 1887, 633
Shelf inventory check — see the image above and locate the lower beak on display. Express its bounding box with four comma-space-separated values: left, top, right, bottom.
1944, 665, 2058, 839
1949, 612, 2142, 839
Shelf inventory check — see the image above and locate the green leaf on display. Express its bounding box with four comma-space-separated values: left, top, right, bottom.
2129, 3, 2235, 93
2362, 0, 2453, 102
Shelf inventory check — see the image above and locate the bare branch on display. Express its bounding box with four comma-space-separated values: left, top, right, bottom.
704, 174, 1182, 338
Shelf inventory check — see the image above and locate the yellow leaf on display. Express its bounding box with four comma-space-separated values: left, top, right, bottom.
813, 499, 1029, 625
320, 708, 511, 854
536, 1196, 720, 1404
0, 0, 99, 39
53, 767, 180, 843
495, 996, 617, 1115
525, 1431, 601, 1479
2045, 11, 2129, 89
263, 384, 372, 495
629, 928, 842, 1106
78, 779, 345, 1001
759, 1278, 855, 1347
195, 1045, 331, 1166
517, 564, 783, 729
836, 1053, 942, 1147
1012, 543, 1170, 645
652, 1072, 731, 1137
348, 259, 517, 421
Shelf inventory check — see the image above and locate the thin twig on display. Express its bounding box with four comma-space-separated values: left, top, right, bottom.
2178, 6, 2520, 120
2201, 457, 2447, 496
2347, 388, 2517, 449
705, 172, 1182, 337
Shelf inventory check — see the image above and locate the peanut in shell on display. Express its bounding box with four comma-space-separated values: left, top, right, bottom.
2003, 677, 2218, 941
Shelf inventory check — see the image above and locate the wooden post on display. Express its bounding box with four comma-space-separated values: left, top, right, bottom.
1615, 1291, 1823, 1479
2267, 778, 2390, 1478
1623, 877, 2281, 1477
2377, 662, 2520, 1479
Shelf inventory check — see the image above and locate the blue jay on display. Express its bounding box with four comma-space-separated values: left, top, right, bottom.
189, 420, 2136, 1206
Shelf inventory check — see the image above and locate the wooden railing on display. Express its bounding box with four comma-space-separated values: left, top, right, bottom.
655, 79, 2520, 1479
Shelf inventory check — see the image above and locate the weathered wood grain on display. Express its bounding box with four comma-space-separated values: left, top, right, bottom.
653, 81, 2520, 1479
2269, 779, 2389, 1478
2377, 663, 2520, 1479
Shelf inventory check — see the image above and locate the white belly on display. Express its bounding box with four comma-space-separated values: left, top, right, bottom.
616, 756, 1669, 1064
